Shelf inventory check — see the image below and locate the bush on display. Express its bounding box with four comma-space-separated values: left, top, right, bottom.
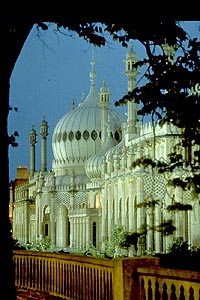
18, 238, 55, 252
159, 237, 200, 271
11, 238, 26, 250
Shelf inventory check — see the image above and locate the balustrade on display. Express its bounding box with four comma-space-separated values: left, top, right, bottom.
13, 251, 200, 300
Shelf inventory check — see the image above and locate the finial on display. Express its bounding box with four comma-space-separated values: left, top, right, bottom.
130, 40, 134, 51
71, 98, 75, 110
106, 115, 113, 138
81, 93, 85, 101
90, 48, 96, 85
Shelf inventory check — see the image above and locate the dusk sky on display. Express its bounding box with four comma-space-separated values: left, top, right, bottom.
8, 21, 200, 180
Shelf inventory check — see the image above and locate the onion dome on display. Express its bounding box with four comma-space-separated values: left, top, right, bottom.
52, 55, 125, 174
29, 125, 37, 145
85, 118, 117, 180
125, 42, 138, 63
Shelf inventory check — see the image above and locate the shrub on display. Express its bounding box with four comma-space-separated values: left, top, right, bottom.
159, 237, 200, 271
20, 238, 55, 252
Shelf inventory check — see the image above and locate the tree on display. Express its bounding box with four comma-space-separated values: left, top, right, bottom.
1, 16, 199, 298
114, 22, 200, 250
0, 18, 35, 299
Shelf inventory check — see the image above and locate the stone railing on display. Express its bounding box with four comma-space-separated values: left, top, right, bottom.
13, 250, 200, 300
137, 267, 200, 300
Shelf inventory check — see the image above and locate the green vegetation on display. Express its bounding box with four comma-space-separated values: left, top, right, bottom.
12, 231, 200, 272
156, 237, 200, 271
12, 238, 55, 252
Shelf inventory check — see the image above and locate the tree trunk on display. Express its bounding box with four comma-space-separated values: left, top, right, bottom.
0, 19, 34, 300
0, 74, 16, 299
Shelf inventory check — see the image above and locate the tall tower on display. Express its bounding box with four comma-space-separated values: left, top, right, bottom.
40, 116, 48, 173
99, 79, 110, 146
29, 125, 37, 177
125, 43, 138, 138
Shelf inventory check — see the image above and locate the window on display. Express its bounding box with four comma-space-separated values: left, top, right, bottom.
92, 222, 96, 247
95, 193, 102, 209
45, 224, 48, 236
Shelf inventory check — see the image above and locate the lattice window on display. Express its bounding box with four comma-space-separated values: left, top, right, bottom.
68, 131, 74, 141
75, 130, 81, 140
91, 130, 98, 140
63, 131, 67, 142
55, 192, 70, 207
83, 130, 89, 140
144, 175, 167, 200
183, 189, 193, 203
75, 192, 87, 205
57, 132, 61, 142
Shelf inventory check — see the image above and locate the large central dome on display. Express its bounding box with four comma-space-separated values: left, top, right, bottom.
52, 56, 125, 173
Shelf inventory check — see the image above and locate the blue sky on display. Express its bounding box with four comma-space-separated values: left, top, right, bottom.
8, 21, 200, 180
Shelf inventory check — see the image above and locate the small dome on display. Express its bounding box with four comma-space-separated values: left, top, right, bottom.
29, 126, 36, 135
85, 125, 117, 180
126, 43, 137, 61
100, 80, 109, 94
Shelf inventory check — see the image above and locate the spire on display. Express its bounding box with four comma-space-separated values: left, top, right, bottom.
79, 48, 99, 106
125, 41, 138, 85
40, 115, 48, 173
71, 98, 75, 110
90, 50, 96, 86
29, 125, 37, 177
100, 79, 110, 106
100, 79, 110, 146
106, 115, 113, 139
29, 125, 37, 146
125, 42, 138, 137
40, 114, 48, 138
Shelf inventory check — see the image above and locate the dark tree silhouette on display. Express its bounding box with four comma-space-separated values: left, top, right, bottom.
0, 18, 34, 299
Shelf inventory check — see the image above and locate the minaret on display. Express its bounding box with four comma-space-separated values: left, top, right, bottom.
99, 79, 110, 146
29, 125, 37, 177
40, 115, 48, 172
125, 43, 138, 137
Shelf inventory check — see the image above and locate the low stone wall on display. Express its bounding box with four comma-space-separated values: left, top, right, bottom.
14, 251, 200, 300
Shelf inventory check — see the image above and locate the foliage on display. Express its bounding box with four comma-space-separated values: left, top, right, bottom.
167, 202, 192, 211
105, 225, 130, 257
155, 220, 176, 236
84, 241, 105, 258
110, 225, 129, 247
11, 238, 26, 250
158, 237, 200, 270
84, 225, 131, 258
119, 232, 141, 251
167, 237, 190, 255
20, 238, 55, 252
84, 225, 143, 258
104, 20, 200, 200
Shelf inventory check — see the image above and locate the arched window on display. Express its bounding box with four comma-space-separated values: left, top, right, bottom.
92, 222, 96, 247
95, 193, 102, 208
68, 221, 70, 245
45, 224, 48, 236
